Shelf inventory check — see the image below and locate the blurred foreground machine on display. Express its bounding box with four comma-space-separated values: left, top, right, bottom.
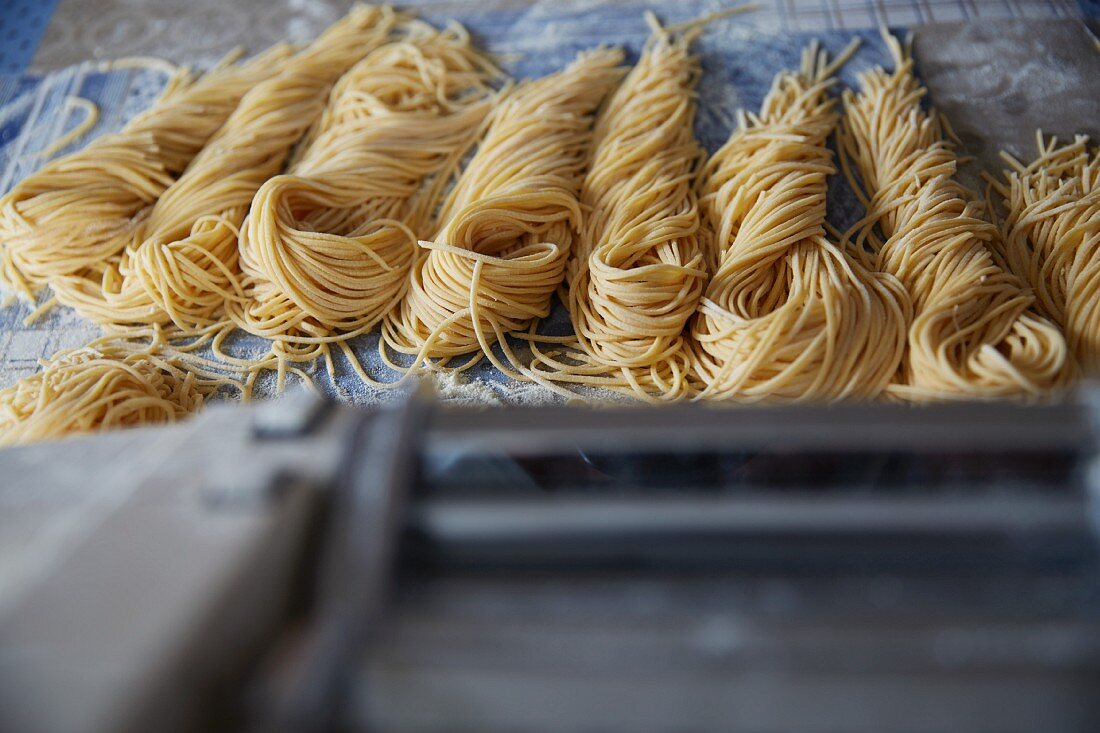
2, 386, 1100, 733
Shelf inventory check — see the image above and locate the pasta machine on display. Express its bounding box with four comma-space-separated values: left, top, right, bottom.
1, 385, 1100, 733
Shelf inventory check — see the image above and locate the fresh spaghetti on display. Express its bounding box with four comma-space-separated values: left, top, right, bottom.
990, 133, 1100, 375
0, 344, 209, 446
227, 25, 500, 386
527, 17, 707, 402
378, 47, 626, 382
687, 41, 909, 402
50, 4, 399, 330
839, 31, 1072, 400
0, 43, 294, 300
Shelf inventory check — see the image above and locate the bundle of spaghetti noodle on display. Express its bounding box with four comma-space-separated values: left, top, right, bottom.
687, 42, 909, 403
839, 32, 1072, 400
989, 134, 1100, 375
0, 343, 209, 446
526, 19, 706, 402
380, 47, 625, 376
51, 3, 399, 330
227, 26, 500, 376
0, 44, 295, 300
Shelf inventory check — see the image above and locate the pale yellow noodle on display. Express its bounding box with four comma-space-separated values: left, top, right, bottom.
100, 56, 185, 79
35, 96, 99, 159
0, 344, 210, 446
687, 40, 910, 403
0, 43, 295, 299
988, 133, 1100, 375
227, 26, 500, 383
527, 18, 707, 402
378, 47, 626, 383
50, 4, 399, 330
839, 30, 1072, 401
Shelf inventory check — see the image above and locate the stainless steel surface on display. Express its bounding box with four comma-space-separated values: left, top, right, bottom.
1, 391, 1099, 732
263, 387, 429, 732
0, 401, 356, 733
427, 398, 1091, 455
412, 493, 1088, 543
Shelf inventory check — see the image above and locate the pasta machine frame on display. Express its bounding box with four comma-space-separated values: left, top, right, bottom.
1, 386, 1099, 732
